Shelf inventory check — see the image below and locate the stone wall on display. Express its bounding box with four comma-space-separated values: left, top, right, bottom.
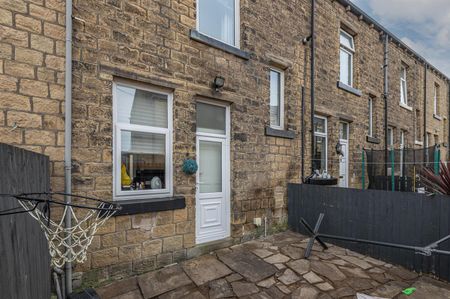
0, 0, 449, 288
0, 0, 66, 190
69, 0, 309, 285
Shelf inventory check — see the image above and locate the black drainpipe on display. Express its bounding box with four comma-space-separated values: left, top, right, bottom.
448, 80, 450, 160
383, 34, 389, 176
310, 0, 316, 173
423, 63, 427, 161
301, 86, 305, 181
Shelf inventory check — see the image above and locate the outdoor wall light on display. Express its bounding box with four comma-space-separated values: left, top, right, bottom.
213, 76, 225, 92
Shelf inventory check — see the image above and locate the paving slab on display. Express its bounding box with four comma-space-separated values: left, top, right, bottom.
137, 264, 192, 298
398, 277, 450, 299
208, 278, 234, 299
280, 245, 304, 260
231, 281, 259, 297
311, 260, 346, 281
338, 255, 373, 270
287, 259, 310, 275
96, 277, 140, 299
388, 266, 419, 281
278, 268, 300, 285
218, 250, 277, 282
303, 271, 324, 284
256, 277, 276, 288
252, 248, 273, 259
340, 266, 371, 278
225, 273, 242, 282
111, 289, 143, 299
291, 284, 320, 299
182, 254, 232, 286
158, 284, 197, 299
263, 253, 290, 264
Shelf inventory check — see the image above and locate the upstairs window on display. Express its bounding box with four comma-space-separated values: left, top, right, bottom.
368, 97, 374, 137
415, 109, 422, 143
197, 0, 239, 47
339, 29, 354, 87
434, 83, 440, 117
400, 65, 408, 106
113, 81, 173, 199
269, 69, 284, 129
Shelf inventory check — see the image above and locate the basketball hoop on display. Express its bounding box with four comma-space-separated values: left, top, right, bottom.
2, 192, 121, 268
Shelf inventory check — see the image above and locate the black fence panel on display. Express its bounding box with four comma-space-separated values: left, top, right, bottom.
288, 183, 450, 281
0, 143, 51, 298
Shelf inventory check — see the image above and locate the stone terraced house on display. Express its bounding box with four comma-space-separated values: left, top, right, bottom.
0, 0, 449, 287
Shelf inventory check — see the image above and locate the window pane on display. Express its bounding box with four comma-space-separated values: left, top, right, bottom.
339, 122, 348, 140
313, 136, 326, 172
270, 70, 281, 127
314, 117, 325, 133
117, 85, 168, 128
340, 49, 351, 86
198, 0, 235, 46
400, 80, 407, 104
120, 131, 166, 191
199, 141, 222, 193
197, 102, 226, 135
340, 31, 353, 50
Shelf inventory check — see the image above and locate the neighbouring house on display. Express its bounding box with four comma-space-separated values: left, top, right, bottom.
0, 0, 449, 287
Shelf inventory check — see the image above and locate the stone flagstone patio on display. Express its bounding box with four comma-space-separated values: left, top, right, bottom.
96, 231, 450, 298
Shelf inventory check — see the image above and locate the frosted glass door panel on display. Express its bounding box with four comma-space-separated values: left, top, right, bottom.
199, 141, 222, 193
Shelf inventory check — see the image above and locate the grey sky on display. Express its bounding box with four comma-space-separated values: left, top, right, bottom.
351, 0, 450, 77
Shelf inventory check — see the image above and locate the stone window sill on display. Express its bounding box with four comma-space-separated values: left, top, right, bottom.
113, 196, 185, 216
415, 140, 423, 146
366, 136, 381, 144
337, 81, 362, 97
189, 29, 250, 60
265, 126, 295, 139
433, 114, 442, 121
399, 103, 413, 111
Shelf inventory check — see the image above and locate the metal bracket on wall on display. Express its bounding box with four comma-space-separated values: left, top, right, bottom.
301, 213, 450, 259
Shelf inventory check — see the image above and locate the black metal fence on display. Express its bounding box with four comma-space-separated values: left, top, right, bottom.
365, 146, 439, 192
0, 143, 51, 298
288, 183, 450, 281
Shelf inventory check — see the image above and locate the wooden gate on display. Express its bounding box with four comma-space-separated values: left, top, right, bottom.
0, 143, 51, 298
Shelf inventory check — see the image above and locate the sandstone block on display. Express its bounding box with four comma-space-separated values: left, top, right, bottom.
162, 235, 183, 252
20, 79, 48, 97
142, 239, 162, 257
5, 60, 35, 79
7, 111, 42, 128
0, 24, 28, 47
31, 34, 54, 53
91, 247, 118, 268
15, 15, 42, 33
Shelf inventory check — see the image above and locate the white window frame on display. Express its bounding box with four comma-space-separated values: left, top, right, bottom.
368, 97, 373, 137
196, 0, 240, 48
313, 115, 328, 172
339, 29, 354, 87
387, 127, 394, 149
269, 68, 285, 130
399, 65, 411, 109
414, 109, 423, 145
112, 80, 173, 200
434, 83, 441, 118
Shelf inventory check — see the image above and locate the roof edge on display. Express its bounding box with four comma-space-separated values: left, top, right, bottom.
335, 0, 449, 82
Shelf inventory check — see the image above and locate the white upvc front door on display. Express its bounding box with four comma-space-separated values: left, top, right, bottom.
195, 101, 230, 244
339, 122, 349, 188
